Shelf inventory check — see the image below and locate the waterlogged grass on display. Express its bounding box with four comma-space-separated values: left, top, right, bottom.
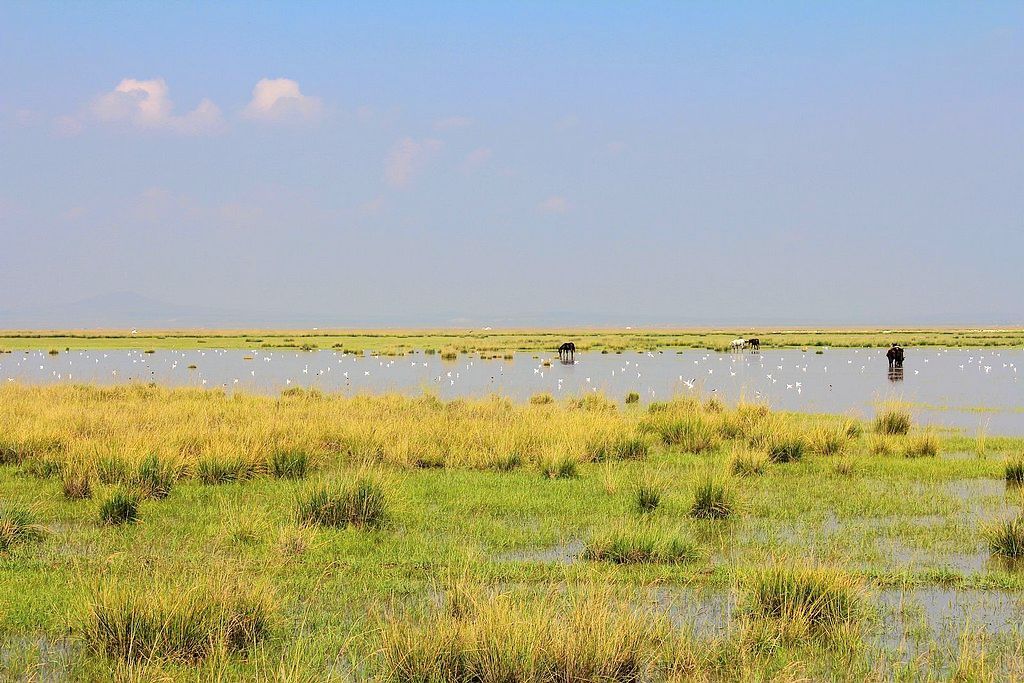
81, 579, 274, 662
584, 524, 700, 565
1, 384, 1024, 679
739, 562, 867, 642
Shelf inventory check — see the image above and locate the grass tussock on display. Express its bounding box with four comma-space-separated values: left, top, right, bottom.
874, 404, 912, 435
1005, 455, 1024, 485
749, 422, 806, 463
807, 425, 848, 457
196, 455, 262, 484
540, 455, 578, 479
901, 431, 940, 458
81, 580, 274, 662
689, 471, 737, 520
99, 488, 140, 526
985, 516, 1024, 558
584, 525, 699, 565
378, 589, 660, 682
0, 506, 46, 551
739, 562, 866, 643
529, 393, 554, 405
635, 482, 662, 513
729, 445, 769, 477
268, 449, 310, 479
295, 478, 389, 529
136, 453, 177, 499
61, 464, 94, 499
643, 411, 722, 454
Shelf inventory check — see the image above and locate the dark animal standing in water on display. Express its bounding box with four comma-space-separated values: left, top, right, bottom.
886, 343, 905, 369
746, 338, 760, 351
558, 342, 576, 362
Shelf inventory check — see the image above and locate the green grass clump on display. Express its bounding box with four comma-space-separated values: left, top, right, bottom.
901, 432, 940, 458
689, 472, 736, 520
645, 413, 721, 453
589, 435, 649, 462
20, 456, 61, 479
635, 483, 662, 512
874, 405, 912, 435
529, 393, 554, 405
439, 348, 459, 360
750, 425, 806, 463
379, 590, 658, 681
488, 452, 522, 472
1005, 456, 1024, 485
807, 425, 848, 456
739, 563, 866, 640
985, 516, 1024, 558
540, 456, 578, 479
135, 453, 177, 499
268, 449, 309, 479
61, 464, 93, 499
0, 506, 46, 551
729, 446, 770, 477
625, 391, 640, 404
196, 456, 261, 484
584, 525, 699, 564
81, 581, 274, 662
96, 455, 129, 484
99, 488, 140, 526
295, 478, 388, 529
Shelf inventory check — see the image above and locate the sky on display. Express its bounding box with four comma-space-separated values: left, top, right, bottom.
0, 2, 1022, 327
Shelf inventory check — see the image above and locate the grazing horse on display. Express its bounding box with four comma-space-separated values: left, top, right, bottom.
747, 338, 760, 352
558, 342, 576, 362
730, 338, 746, 352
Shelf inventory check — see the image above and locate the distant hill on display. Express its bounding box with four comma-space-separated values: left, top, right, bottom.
0, 291, 1016, 330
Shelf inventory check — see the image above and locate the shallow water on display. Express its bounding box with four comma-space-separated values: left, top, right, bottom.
2, 347, 1021, 432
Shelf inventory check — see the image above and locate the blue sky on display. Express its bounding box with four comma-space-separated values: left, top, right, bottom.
1, 2, 1021, 326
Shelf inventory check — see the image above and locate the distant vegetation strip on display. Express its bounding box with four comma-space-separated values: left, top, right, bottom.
1, 328, 1022, 354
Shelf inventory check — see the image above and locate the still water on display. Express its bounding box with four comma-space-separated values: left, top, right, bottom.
2, 347, 1021, 433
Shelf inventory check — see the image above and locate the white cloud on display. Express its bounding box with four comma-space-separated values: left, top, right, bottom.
462, 147, 492, 172
538, 195, 570, 214
384, 137, 443, 187
433, 115, 473, 130
91, 78, 223, 134
243, 78, 322, 123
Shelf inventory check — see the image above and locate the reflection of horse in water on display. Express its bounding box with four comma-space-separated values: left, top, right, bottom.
558, 342, 576, 363
888, 366, 904, 383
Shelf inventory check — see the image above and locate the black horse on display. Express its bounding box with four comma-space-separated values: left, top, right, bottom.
558, 342, 576, 362
747, 338, 760, 352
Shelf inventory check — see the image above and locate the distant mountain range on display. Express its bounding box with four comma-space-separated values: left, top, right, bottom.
0, 291, 1016, 330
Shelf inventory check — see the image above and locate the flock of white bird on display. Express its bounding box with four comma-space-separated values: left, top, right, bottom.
1, 346, 1019, 428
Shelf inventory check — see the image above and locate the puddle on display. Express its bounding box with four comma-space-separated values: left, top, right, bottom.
876, 588, 1024, 647
498, 538, 585, 564
645, 586, 735, 637
0, 635, 73, 682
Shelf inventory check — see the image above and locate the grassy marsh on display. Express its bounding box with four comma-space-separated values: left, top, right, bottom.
2, 384, 1024, 679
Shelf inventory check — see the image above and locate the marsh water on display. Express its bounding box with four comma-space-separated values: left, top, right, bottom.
3, 347, 1021, 433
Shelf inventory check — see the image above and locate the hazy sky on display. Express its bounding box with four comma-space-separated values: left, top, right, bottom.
1, 2, 1021, 326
